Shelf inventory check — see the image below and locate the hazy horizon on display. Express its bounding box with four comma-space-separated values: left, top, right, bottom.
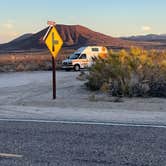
0, 0, 166, 44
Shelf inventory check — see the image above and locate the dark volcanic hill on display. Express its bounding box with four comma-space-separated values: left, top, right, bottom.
0, 24, 135, 51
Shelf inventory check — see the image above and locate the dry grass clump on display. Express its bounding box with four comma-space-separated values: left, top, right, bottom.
0, 49, 74, 72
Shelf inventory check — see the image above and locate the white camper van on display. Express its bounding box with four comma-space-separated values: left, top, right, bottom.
62, 46, 108, 71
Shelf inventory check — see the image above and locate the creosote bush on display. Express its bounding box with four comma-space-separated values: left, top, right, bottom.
86, 47, 166, 97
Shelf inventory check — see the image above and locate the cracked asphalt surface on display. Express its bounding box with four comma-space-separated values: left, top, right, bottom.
0, 121, 166, 166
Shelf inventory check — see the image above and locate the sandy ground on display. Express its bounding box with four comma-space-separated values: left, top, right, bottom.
0, 71, 166, 125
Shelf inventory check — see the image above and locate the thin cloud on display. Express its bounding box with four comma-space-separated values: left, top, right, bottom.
2, 20, 15, 29
3, 23, 14, 29
0, 20, 19, 43
7, 31, 19, 37
0, 31, 19, 43
141, 26, 151, 32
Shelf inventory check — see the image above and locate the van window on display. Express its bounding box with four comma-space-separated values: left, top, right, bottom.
79, 54, 87, 59
92, 48, 99, 52
69, 53, 80, 59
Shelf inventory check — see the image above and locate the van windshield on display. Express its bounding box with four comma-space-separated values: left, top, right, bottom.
69, 53, 80, 59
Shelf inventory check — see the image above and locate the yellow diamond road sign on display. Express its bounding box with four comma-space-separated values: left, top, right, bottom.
45, 26, 63, 58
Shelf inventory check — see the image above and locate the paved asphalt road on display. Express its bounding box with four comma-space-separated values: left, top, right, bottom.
0, 121, 166, 166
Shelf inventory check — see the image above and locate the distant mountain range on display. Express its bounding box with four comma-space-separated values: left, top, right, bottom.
121, 34, 166, 50
121, 34, 166, 42
0, 24, 135, 52
0, 25, 166, 52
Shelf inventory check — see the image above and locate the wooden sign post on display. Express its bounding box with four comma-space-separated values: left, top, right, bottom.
43, 21, 63, 99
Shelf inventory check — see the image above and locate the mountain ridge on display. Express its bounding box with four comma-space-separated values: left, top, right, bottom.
121, 34, 166, 42
0, 24, 135, 51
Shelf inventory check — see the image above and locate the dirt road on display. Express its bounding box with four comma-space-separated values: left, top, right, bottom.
0, 71, 166, 125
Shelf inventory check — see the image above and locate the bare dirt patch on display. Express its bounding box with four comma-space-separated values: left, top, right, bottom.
0, 71, 166, 125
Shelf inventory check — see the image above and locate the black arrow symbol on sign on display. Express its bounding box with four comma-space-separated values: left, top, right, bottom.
52, 32, 59, 52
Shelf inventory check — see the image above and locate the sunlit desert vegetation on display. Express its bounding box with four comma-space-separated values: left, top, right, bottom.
0, 49, 73, 72
86, 47, 166, 97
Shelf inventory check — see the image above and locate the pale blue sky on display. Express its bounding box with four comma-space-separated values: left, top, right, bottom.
0, 0, 166, 43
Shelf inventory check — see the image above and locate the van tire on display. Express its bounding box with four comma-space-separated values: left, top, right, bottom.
74, 64, 80, 71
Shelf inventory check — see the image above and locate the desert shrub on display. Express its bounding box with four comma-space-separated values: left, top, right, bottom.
86, 47, 166, 97
16, 63, 25, 71
0, 49, 71, 72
